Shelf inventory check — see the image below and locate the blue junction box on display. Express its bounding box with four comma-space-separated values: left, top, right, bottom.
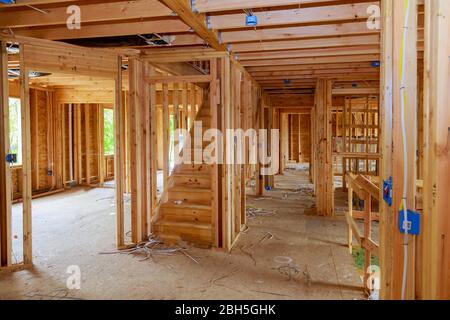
398, 209, 421, 236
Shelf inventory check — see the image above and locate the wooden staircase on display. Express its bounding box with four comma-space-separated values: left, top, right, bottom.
153, 98, 214, 248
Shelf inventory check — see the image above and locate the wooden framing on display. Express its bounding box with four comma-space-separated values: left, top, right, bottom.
420, 0, 450, 300
0, 40, 12, 267
114, 56, 125, 248
0, 1, 448, 300
379, 0, 395, 300
19, 44, 33, 265
389, 0, 418, 300
346, 173, 381, 293
314, 79, 334, 217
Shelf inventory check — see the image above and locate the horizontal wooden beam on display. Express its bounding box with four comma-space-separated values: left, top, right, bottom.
195, 0, 331, 13
221, 21, 378, 43
0, 0, 79, 7
232, 35, 380, 52
0, 0, 172, 28
251, 68, 379, 77
7, 19, 191, 40
237, 46, 380, 61
209, 2, 378, 29
145, 74, 212, 84
254, 73, 379, 81
332, 87, 380, 95
246, 62, 375, 73
241, 54, 380, 66
141, 48, 226, 62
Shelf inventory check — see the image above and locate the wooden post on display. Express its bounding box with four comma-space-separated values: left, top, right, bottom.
143, 62, 151, 237
31, 90, 39, 190
379, 0, 395, 300
129, 58, 149, 243
149, 66, 158, 213
348, 186, 353, 254
310, 109, 315, 184
20, 44, 32, 265
421, 0, 450, 300
0, 41, 12, 267
181, 83, 188, 130
314, 79, 334, 217
114, 57, 125, 248
189, 83, 196, 130
129, 58, 141, 243
210, 58, 221, 247
173, 83, 180, 131
363, 193, 373, 288
85, 104, 91, 185
98, 105, 105, 186
280, 113, 289, 173
221, 57, 232, 251
162, 83, 170, 190
391, 0, 417, 300
76, 104, 82, 185
68, 104, 74, 184
61, 104, 66, 187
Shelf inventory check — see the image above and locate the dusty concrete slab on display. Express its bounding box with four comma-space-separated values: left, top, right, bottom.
0, 170, 364, 300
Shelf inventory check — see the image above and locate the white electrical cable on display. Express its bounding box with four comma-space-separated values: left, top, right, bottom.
400, 0, 412, 301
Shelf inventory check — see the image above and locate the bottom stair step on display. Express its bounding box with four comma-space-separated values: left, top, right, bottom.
153, 220, 213, 248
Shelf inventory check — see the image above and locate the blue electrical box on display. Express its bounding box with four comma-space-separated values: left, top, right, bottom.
5, 153, 17, 164
383, 177, 393, 207
398, 210, 421, 236
371, 61, 381, 68
246, 14, 258, 27
0, 0, 15, 4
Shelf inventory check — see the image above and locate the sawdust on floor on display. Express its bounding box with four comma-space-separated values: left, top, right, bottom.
0, 169, 364, 300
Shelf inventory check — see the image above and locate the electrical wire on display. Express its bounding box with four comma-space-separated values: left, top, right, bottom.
399, 0, 412, 301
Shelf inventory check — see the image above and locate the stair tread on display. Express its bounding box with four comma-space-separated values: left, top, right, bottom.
172, 172, 211, 178
170, 186, 211, 192
161, 202, 212, 210
155, 219, 212, 230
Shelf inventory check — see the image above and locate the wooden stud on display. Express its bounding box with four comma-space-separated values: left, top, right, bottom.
390, 0, 418, 300
0, 41, 12, 267
114, 56, 125, 248
421, 0, 450, 300
61, 104, 66, 187
31, 90, 39, 190
162, 83, 170, 190
98, 104, 105, 186
314, 79, 334, 217
85, 103, 91, 185
19, 44, 32, 265
210, 58, 220, 247
149, 66, 158, 214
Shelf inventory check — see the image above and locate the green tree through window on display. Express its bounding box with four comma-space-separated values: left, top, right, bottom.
9, 98, 22, 166
104, 109, 114, 155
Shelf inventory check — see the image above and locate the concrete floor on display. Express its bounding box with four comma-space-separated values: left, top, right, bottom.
0, 169, 364, 300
